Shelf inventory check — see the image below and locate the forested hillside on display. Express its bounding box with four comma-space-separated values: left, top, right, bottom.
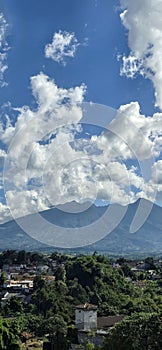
0, 252, 161, 349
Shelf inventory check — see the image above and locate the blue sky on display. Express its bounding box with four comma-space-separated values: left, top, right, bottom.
1, 0, 156, 114
0, 0, 162, 225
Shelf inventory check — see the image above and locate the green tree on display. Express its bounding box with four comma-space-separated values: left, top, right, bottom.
102, 313, 162, 350
145, 257, 156, 270
44, 315, 68, 350
0, 317, 21, 350
0, 272, 7, 287
33, 275, 46, 291
55, 265, 66, 282
7, 297, 24, 314
85, 342, 95, 350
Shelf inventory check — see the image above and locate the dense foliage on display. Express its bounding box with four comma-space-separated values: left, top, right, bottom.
0, 317, 22, 349
0, 251, 161, 349
102, 313, 162, 350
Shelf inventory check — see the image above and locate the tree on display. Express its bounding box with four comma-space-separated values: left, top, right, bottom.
55, 265, 66, 282
121, 263, 136, 279
145, 257, 156, 270
85, 342, 95, 350
0, 317, 21, 350
7, 297, 24, 314
102, 313, 162, 350
44, 315, 68, 350
17, 250, 27, 264
33, 275, 46, 291
0, 272, 7, 287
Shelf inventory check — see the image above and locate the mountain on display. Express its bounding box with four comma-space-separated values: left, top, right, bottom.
0, 199, 162, 256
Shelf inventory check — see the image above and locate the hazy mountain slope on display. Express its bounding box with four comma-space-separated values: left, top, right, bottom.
0, 199, 161, 255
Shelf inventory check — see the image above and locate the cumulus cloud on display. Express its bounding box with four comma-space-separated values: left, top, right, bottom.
0, 13, 9, 87
0, 70, 161, 222
1, 73, 87, 219
119, 0, 162, 109
0, 3, 162, 225
45, 30, 79, 65
90, 102, 162, 166
152, 160, 162, 185
0, 202, 11, 223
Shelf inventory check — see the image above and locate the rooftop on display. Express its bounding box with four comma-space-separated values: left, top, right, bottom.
97, 315, 125, 329
75, 303, 97, 310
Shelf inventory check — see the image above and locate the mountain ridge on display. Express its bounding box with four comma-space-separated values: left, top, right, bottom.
0, 198, 161, 255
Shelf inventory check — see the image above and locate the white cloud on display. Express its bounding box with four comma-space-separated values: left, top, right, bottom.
92, 102, 162, 162
152, 160, 162, 185
0, 13, 9, 87
120, 54, 144, 78
45, 30, 79, 65
0, 202, 11, 223
0, 71, 162, 222
119, 0, 162, 109
1, 73, 87, 219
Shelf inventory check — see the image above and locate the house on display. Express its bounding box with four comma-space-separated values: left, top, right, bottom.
70, 304, 125, 349
42, 275, 56, 284
36, 265, 49, 273
3, 279, 33, 291
44, 303, 125, 349
75, 303, 97, 331
1, 291, 28, 306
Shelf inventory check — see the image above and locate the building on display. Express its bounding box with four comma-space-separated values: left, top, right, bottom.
75, 303, 97, 331
70, 303, 125, 349
44, 303, 125, 349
